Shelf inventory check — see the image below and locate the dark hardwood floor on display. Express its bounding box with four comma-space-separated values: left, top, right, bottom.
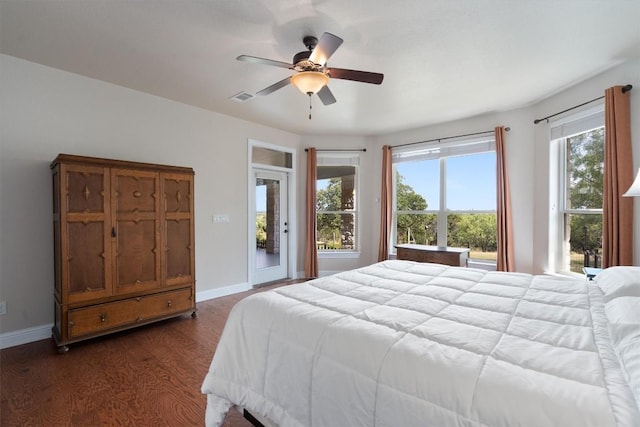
1, 280, 301, 426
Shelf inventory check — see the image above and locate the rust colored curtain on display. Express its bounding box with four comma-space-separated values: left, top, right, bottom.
496, 126, 515, 272
378, 145, 393, 261
304, 148, 319, 278
603, 86, 634, 267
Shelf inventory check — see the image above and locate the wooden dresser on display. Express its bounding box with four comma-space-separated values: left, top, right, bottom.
395, 244, 469, 267
51, 154, 196, 352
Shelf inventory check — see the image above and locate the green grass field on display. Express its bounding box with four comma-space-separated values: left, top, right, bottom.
469, 251, 496, 261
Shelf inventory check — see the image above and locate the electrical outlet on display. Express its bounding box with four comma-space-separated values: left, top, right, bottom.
0, 301, 6, 315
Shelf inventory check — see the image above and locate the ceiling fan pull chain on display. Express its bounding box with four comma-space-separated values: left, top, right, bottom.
308, 93, 313, 120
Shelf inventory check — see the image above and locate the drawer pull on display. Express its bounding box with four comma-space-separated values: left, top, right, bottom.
136, 297, 142, 302
100, 314, 106, 323
136, 316, 142, 322
167, 300, 172, 308
135, 279, 141, 284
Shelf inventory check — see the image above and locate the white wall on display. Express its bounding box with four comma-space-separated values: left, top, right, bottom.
0, 54, 300, 336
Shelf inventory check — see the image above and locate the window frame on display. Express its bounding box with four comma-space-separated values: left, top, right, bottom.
549, 103, 604, 275
316, 152, 361, 259
391, 135, 497, 265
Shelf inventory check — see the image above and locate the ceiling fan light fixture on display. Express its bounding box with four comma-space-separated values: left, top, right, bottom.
291, 71, 329, 95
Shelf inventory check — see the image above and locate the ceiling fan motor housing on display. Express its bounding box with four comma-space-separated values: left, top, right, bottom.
302, 36, 318, 50
293, 50, 318, 71
293, 35, 321, 71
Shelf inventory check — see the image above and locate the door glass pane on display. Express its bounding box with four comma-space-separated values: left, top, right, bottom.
252, 146, 292, 168
256, 177, 281, 269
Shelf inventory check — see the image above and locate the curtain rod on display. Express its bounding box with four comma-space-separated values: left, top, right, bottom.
305, 148, 367, 152
391, 128, 509, 149
533, 84, 632, 125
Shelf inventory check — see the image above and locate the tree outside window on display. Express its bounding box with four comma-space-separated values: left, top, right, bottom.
316, 164, 357, 251
563, 127, 604, 272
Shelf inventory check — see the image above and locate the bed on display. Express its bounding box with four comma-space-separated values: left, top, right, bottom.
201, 260, 640, 426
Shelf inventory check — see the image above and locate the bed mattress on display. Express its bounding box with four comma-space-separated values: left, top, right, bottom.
202, 260, 640, 426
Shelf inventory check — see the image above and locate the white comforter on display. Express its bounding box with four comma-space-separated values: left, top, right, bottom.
201, 260, 640, 426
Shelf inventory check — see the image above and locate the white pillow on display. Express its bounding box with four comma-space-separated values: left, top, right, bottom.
595, 266, 640, 301
605, 297, 640, 324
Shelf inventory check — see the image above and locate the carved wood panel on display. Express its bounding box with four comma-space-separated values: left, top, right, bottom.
164, 178, 191, 213
162, 174, 194, 287
61, 164, 112, 303
66, 170, 105, 213
112, 169, 161, 294
67, 222, 107, 295
166, 219, 191, 280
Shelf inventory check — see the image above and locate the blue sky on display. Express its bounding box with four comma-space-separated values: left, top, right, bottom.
256, 185, 267, 212
397, 152, 496, 211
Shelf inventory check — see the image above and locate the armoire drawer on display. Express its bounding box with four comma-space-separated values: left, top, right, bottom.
68, 287, 194, 338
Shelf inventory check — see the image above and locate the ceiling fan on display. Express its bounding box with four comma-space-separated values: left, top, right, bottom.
237, 32, 384, 111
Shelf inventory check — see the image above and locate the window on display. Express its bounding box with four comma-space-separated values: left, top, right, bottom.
392, 136, 497, 265
316, 153, 359, 255
552, 107, 604, 274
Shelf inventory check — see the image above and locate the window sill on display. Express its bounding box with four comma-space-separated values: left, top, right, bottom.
318, 251, 361, 259
468, 259, 496, 271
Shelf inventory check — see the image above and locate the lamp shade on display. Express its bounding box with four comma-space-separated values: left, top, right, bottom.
623, 168, 640, 197
291, 71, 329, 95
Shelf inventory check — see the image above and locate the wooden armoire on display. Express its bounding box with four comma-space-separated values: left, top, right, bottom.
51, 154, 196, 352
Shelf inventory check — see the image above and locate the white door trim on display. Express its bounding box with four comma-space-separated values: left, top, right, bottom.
247, 139, 297, 287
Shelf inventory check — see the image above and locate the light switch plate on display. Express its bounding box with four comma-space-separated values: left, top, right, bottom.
212, 214, 230, 223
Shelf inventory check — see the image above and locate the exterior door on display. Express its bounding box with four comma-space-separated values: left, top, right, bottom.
254, 169, 288, 285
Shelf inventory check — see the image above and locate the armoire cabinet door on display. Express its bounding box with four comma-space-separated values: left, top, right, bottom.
61, 164, 112, 303
111, 169, 161, 294
162, 173, 195, 287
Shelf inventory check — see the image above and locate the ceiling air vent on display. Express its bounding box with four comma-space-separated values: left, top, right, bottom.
230, 91, 254, 102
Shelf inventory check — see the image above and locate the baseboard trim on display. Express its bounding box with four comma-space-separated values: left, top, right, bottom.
0, 323, 53, 350
196, 282, 251, 302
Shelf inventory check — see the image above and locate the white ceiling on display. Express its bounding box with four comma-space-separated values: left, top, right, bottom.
2, 0, 639, 136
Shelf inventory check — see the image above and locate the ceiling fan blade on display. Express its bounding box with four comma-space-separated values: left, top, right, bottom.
237, 55, 293, 69
327, 67, 384, 85
317, 85, 337, 105
256, 77, 291, 96
309, 32, 343, 66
